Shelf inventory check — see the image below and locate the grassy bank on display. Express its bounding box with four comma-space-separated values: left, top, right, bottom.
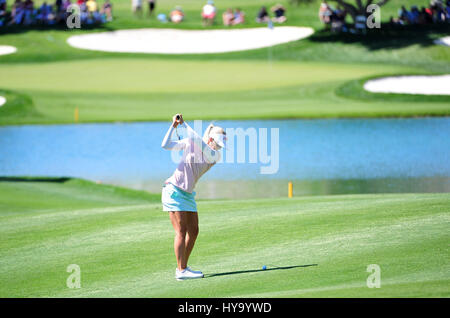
0, 178, 448, 297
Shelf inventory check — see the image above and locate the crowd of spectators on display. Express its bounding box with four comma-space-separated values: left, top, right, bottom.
318, 0, 450, 33
0, 0, 113, 27
222, 8, 245, 26
390, 0, 450, 26
318, 1, 347, 32
152, 1, 287, 27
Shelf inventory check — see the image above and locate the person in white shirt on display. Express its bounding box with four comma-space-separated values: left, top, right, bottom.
132, 0, 142, 17
201, 0, 216, 26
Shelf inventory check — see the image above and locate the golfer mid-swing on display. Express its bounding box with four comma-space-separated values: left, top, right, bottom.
161, 114, 226, 281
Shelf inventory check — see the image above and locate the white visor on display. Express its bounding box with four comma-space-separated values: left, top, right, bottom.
211, 133, 226, 148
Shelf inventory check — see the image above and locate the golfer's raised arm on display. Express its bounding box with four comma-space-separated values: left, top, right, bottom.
161, 114, 185, 151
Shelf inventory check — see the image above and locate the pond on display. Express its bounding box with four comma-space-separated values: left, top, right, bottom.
0, 118, 449, 199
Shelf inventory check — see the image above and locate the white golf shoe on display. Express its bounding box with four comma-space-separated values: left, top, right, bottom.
175, 267, 204, 281
186, 267, 203, 275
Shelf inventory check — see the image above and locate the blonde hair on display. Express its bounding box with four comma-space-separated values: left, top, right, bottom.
203, 123, 225, 144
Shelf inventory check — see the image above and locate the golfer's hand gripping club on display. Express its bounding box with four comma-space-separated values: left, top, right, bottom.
172, 113, 184, 128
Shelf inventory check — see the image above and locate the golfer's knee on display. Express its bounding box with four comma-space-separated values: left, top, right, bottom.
190, 226, 199, 238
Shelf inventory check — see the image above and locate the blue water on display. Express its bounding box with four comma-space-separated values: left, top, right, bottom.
0, 118, 449, 190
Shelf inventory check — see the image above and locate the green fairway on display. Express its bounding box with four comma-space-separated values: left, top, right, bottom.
0, 0, 449, 125
0, 178, 448, 297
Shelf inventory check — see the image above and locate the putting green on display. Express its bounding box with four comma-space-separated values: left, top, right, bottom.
0, 178, 449, 297
0, 59, 408, 93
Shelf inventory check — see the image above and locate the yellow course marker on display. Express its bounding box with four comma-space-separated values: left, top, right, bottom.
74, 107, 79, 123
288, 181, 293, 198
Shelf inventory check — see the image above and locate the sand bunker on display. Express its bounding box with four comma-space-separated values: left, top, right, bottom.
0, 45, 17, 56
67, 27, 314, 54
364, 75, 450, 95
0, 96, 6, 107
434, 36, 450, 47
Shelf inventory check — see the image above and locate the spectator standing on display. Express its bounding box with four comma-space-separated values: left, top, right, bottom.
23, 0, 34, 25
132, 0, 142, 17
201, 0, 216, 26
54, 0, 64, 22
319, 1, 332, 27
37, 1, 51, 24
102, 0, 112, 21
62, 0, 71, 11
9, 0, 19, 25
80, 1, 89, 23
147, 0, 155, 17
55, 0, 62, 14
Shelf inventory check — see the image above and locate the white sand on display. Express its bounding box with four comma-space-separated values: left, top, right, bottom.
434, 36, 450, 47
67, 27, 314, 54
0, 96, 6, 107
364, 75, 450, 95
0, 45, 17, 56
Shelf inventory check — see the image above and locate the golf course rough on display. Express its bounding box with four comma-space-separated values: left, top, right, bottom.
0, 178, 448, 297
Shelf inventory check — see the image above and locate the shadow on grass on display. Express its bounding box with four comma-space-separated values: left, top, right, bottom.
205, 264, 318, 279
309, 23, 450, 51
0, 176, 71, 183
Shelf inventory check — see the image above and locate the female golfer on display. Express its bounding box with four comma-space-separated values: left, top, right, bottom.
161, 114, 226, 281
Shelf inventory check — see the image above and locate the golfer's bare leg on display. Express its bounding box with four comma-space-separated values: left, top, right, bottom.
169, 212, 187, 271
185, 212, 199, 266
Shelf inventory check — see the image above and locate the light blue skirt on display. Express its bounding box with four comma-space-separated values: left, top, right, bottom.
161, 183, 197, 212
